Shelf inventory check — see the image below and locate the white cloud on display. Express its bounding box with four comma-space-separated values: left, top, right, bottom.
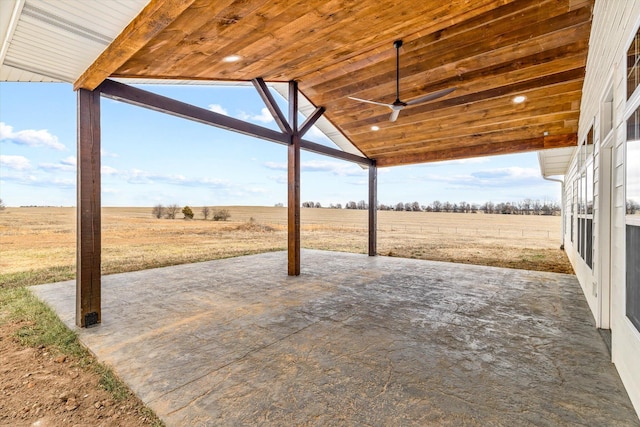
264, 161, 286, 171
268, 174, 287, 184
112, 167, 230, 188
264, 160, 365, 177
253, 108, 273, 123
0, 155, 32, 170
237, 108, 273, 124
1, 173, 74, 188
0, 122, 65, 150
101, 165, 120, 175
425, 166, 541, 188
39, 156, 76, 171
208, 104, 229, 115
101, 149, 119, 158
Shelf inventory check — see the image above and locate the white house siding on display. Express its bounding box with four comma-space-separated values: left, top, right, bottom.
568, 0, 640, 416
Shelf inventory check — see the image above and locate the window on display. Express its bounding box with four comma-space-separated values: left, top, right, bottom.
628, 28, 640, 100
626, 25, 640, 332
626, 105, 640, 331
577, 128, 594, 268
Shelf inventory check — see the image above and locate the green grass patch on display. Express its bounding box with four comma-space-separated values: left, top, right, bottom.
0, 265, 75, 289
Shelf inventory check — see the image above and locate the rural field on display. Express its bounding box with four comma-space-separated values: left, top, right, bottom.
0, 206, 572, 286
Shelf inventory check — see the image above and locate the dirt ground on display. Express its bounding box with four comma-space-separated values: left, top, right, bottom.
0, 321, 158, 427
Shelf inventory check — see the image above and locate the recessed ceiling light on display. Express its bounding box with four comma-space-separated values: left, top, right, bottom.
512, 95, 526, 104
371, 125, 380, 131
222, 55, 241, 63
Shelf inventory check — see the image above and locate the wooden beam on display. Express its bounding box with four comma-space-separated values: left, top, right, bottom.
364, 122, 577, 158
252, 78, 292, 134
299, 106, 326, 137
76, 89, 101, 328
98, 79, 288, 144
368, 162, 377, 256
374, 134, 578, 167
300, 139, 372, 166
98, 80, 371, 165
288, 81, 301, 276
359, 111, 580, 153
74, 0, 195, 90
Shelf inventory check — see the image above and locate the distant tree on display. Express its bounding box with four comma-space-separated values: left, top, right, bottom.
470, 203, 478, 213
152, 204, 165, 219
357, 200, 367, 210
532, 199, 542, 215
202, 206, 211, 220
274, 203, 284, 207
315, 202, 322, 208
0, 198, 5, 211
182, 205, 194, 219
404, 202, 412, 211
165, 204, 180, 219
481, 201, 495, 214
411, 201, 421, 212
335, 203, 342, 209
345, 201, 357, 209
443, 202, 452, 213
213, 209, 231, 221
395, 202, 404, 211
432, 200, 442, 212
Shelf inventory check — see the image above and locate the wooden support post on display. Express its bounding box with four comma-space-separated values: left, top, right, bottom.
76, 88, 101, 327
288, 81, 301, 276
368, 162, 377, 256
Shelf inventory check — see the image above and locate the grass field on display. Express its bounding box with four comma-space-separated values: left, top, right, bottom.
0, 206, 572, 288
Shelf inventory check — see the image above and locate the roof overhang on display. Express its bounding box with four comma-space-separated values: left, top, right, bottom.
537, 146, 575, 179
2, 0, 595, 167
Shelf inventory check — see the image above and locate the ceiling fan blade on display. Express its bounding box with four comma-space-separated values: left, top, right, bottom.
405, 87, 457, 106
348, 96, 393, 108
389, 109, 401, 122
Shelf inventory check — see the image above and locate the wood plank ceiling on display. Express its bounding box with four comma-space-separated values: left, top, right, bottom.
75, 0, 594, 167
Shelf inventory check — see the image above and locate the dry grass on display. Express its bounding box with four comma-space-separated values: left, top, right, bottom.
0, 206, 571, 289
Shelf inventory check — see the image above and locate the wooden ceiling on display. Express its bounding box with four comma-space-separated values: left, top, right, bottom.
75, 0, 593, 167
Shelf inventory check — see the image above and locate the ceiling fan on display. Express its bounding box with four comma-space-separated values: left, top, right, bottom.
349, 39, 456, 122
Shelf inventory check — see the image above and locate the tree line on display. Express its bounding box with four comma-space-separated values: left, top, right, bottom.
298, 199, 561, 215
152, 204, 231, 221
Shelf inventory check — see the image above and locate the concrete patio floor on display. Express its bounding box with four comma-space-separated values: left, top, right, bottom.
33, 250, 639, 426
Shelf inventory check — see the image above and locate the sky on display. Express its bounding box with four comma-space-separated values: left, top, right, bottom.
0, 82, 562, 208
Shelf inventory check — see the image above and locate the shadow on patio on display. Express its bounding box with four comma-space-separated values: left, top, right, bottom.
33, 250, 639, 426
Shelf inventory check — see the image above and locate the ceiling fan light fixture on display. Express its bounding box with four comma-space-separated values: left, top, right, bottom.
512, 95, 526, 104
222, 54, 241, 63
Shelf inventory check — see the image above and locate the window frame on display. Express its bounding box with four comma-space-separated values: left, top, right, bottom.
576, 127, 594, 269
